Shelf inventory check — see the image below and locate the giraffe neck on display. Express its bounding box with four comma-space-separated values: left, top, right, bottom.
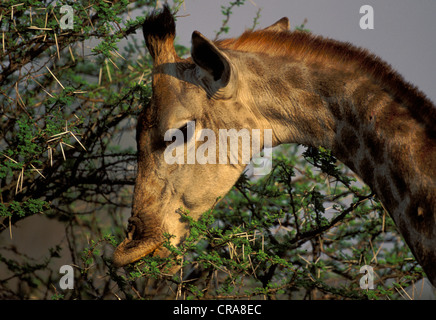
241, 52, 436, 285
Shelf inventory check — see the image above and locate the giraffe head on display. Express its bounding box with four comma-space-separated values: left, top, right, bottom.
112, 6, 282, 266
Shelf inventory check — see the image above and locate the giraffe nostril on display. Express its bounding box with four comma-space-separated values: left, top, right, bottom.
126, 217, 141, 240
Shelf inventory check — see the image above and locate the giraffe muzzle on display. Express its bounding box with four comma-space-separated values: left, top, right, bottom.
112, 217, 164, 267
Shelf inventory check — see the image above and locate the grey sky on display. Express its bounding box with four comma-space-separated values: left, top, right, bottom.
172, 0, 436, 104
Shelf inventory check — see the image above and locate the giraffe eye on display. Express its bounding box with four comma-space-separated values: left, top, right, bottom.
178, 123, 189, 144
163, 121, 194, 147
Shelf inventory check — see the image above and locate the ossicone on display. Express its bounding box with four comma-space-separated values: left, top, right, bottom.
142, 4, 178, 63
142, 4, 175, 41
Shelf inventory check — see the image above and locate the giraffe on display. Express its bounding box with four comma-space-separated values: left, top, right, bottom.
113, 6, 436, 286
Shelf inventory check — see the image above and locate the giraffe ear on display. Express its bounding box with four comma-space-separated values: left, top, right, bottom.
191, 31, 235, 97
263, 17, 290, 32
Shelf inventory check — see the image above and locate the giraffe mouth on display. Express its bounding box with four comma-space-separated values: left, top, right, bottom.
112, 238, 163, 267
112, 217, 164, 267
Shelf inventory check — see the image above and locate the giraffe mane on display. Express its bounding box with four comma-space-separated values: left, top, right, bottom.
216, 29, 436, 134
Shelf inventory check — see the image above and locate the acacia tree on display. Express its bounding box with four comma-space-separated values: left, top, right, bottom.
0, 0, 427, 300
